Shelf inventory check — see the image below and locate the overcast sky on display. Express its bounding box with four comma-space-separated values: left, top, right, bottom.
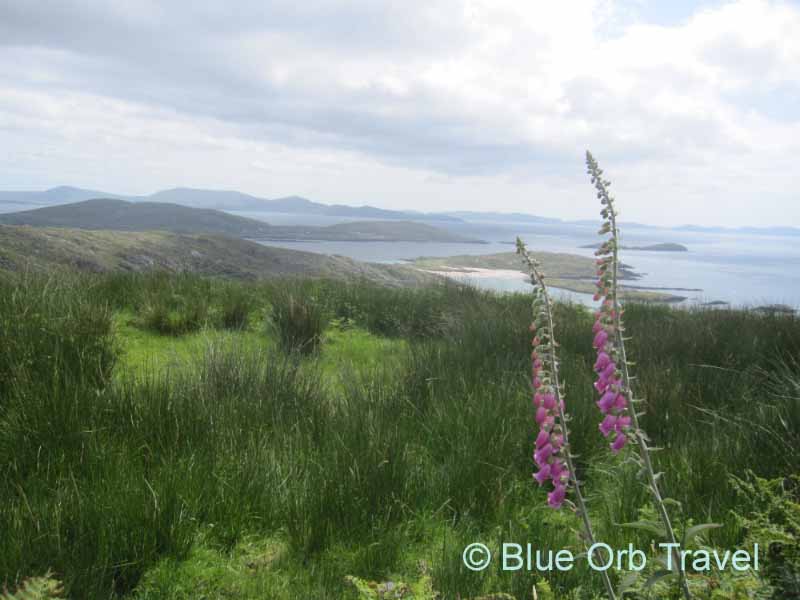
1, 0, 799, 226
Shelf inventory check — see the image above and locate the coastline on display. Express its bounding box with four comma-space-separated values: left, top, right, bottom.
418, 266, 688, 304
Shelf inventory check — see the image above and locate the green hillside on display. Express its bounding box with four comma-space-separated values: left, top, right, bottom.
319, 219, 482, 242
0, 199, 481, 242
0, 225, 435, 287
0, 199, 272, 236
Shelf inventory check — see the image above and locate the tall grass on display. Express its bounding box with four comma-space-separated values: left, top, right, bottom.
319, 278, 476, 338
96, 271, 260, 334
217, 282, 253, 330
135, 273, 213, 335
0, 272, 117, 397
268, 283, 327, 355
0, 271, 798, 598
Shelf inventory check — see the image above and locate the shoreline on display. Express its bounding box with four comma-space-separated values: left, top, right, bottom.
418, 266, 688, 304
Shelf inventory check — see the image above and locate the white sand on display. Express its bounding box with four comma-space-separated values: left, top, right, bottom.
420, 267, 529, 281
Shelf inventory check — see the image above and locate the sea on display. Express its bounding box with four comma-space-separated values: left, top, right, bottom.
231, 210, 800, 309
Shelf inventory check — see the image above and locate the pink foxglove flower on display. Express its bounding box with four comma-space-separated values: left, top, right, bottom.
516, 240, 576, 510
586, 151, 691, 600
547, 483, 567, 508
517, 236, 619, 600
589, 169, 633, 453
529, 344, 569, 507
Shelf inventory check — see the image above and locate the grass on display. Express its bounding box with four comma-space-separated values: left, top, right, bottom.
268, 284, 327, 355
0, 271, 798, 599
114, 312, 270, 379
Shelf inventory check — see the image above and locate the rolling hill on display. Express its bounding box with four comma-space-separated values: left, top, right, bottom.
316, 220, 483, 242
0, 225, 437, 287
0, 199, 483, 243
0, 199, 273, 236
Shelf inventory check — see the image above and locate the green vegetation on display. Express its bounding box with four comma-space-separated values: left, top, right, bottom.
0, 271, 798, 599
1, 572, 64, 599
317, 220, 482, 243
0, 225, 436, 287
268, 285, 327, 355
413, 251, 608, 278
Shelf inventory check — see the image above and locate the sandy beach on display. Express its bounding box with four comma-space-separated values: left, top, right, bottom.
420, 267, 530, 281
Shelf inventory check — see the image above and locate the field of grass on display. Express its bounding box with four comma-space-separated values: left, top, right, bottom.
1, 270, 798, 599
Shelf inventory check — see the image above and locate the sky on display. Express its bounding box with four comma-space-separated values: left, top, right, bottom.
1, 0, 799, 227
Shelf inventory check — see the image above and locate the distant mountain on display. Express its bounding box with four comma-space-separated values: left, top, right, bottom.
267, 195, 463, 222
739, 227, 800, 236
443, 211, 562, 225
2, 187, 798, 236
147, 188, 263, 210
676, 224, 800, 236
0, 186, 129, 207
0, 186, 461, 222
0, 199, 483, 243
165, 188, 463, 221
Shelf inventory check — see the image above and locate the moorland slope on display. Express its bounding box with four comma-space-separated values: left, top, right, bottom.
0, 225, 436, 287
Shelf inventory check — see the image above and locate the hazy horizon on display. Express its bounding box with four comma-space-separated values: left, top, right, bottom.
3, 183, 800, 231
2, 1, 799, 228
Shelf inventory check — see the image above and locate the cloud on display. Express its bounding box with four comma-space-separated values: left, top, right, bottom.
0, 0, 798, 226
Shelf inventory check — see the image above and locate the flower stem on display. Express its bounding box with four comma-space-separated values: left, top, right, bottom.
602, 166, 692, 600
518, 241, 617, 600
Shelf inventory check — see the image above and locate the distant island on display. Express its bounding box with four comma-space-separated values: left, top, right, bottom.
580, 242, 688, 252
0, 199, 485, 244
412, 252, 688, 303
413, 251, 637, 280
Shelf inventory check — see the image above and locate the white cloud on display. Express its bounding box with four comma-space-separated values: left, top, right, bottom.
0, 0, 799, 226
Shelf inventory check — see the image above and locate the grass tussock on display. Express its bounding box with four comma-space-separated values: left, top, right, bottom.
0, 271, 798, 599
268, 283, 327, 355
0, 272, 117, 397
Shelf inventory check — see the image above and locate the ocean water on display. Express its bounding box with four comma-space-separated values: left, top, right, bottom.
240, 212, 800, 308
511, 225, 800, 308
0, 202, 34, 214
